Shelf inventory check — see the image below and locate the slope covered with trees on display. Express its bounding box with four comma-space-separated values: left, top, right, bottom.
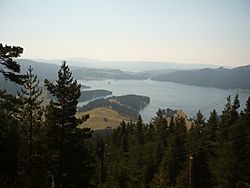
79, 89, 112, 102
152, 65, 250, 89
93, 96, 250, 188
0, 44, 249, 187
0, 45, 95, 187
78, 94, 150, 119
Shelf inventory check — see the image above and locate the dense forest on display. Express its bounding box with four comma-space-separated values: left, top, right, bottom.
0, 44, 250, 188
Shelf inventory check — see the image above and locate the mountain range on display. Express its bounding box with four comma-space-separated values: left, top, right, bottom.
152, 65, 250, 89
1, 59, 250, 95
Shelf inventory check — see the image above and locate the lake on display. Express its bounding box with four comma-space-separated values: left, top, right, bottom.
78, 79, 250, 122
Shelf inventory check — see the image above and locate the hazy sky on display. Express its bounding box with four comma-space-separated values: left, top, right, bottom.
1, 0, 250, 66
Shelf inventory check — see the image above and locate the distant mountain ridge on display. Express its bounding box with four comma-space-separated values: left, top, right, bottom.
152, 64, 250, 89
1, 59, 249, 94
32, 58, 222, 72
1, 59, 147, 94
16, 59, 147, 81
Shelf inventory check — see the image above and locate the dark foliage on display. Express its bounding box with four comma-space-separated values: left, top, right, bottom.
0, 45, 249, 187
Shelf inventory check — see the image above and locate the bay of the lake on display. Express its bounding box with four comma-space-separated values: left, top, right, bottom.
78, 79, 250, 122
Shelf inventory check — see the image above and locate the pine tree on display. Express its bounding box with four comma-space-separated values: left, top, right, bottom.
207, 109, 219, 143
0, 44, 25, 187
235, 97, 250, 187
154, 109, 168, 147
212, 95, 242, 187
155, 117, 187, 187
44, 61, 91, 187
0, 43, 25, 112
193, 110, 205, 127
231, 94, 240, 121
0, 43, 25, 84
120, 120, 129, 153
185, 111, 211, 188
220, 95, 232, 141
17, 65, 44, 187
0, 109, 19, 188
136, 115, 144, 146
151, 165, 169, 188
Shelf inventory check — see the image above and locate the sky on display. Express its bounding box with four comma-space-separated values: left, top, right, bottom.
1, 0, 250, 67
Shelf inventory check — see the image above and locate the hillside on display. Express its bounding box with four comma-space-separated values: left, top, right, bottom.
76, 107, 128, 130
152, 64, 250, 89
79, 89, 112, 102
17, 59, 147, 81
72, 67, 147, 80
0, 75, 21, 95
0, 59, 148, 94
78, 94, 150, 119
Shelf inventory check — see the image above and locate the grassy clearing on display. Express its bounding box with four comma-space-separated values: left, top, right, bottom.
76, 107, 129, 130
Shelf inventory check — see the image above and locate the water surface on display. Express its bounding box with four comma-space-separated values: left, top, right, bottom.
78, 79, 250, 122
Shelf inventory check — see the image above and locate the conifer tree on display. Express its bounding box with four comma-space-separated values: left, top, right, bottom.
235, 97, 250, 187
0, 109, 19, 188
186, 111, 211, 188
44, 61, 91, 187
153, 109, 168, 147
120, 120, 129, 153
0, 44, 25, 84
207, 109, 219, 143
193, 110, 205, 127
154, 117, 187, 187
17, 65, 44, 187
220, 95, 232, 141
136, 115, 144, 146
212, 95, 241, 187
0, 44, 25, 187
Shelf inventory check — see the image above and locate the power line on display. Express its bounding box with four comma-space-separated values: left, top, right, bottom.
98, 110, 249, 168
103, 132, 250, 174
104, 121, 249, 167
94, 94, 239, 147
106, 108, 242, 149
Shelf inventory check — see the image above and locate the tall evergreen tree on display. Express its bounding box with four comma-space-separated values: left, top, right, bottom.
212, 95, 242, 187
136, 115, 144, 146
207, 109, 219, 143
44, 61, 92, 187
120, 120, 129, 153
17, 65, 44, 187
186, 111, 211, 188
0, 109, 19, 188
235, 97, 250, 187
220, 95, 232, 141
153, 117, 187, 187
0, 44, 25, 187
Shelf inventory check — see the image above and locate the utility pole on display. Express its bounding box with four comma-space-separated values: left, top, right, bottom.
101, 142, 104, 188
188, 155, 193, 188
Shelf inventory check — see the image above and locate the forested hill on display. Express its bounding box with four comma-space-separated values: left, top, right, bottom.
1, 59, 148, 94
152, 64, 250, 89
78, 94, 150, 119
79, 90, 112, 102
17, 59, 147, 81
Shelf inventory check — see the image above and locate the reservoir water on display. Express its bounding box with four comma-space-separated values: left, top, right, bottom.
78, 79, 250, 122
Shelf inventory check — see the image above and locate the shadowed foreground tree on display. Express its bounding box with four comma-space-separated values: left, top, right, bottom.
0, 44, 25, 187
44, 61, 93, 188
17, 65, 44, 187
0, 43, 25, 84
